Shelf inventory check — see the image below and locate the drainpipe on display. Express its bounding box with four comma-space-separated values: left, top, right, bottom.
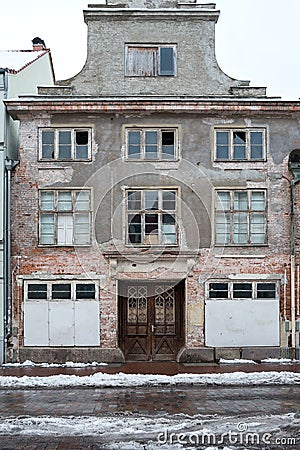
290, 181, 296, 359
3, 71, 19, 363
288, 161, 300, 360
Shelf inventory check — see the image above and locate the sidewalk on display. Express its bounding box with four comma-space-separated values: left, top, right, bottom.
0, 361, 299, 377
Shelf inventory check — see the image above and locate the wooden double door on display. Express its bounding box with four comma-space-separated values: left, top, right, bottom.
118, 281, 185, 361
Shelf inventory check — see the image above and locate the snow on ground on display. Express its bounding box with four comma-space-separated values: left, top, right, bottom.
0, 371, 299, 388
219, 359, 257, 364
3, 360, 108, 368
0, 412, 298, 450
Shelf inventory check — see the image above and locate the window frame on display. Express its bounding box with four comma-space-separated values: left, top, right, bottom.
215, 189, 267, 246
125, 44, 177, 77
214, 128, 266, 162
39, 128, 92, 161
39, 188, 92, 247
125, 188, 179, 247
206, 280, 279, 301
25, 280, 99, 302
125, 127, 179, 161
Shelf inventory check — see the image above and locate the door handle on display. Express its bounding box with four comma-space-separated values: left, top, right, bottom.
151, 324, 155, 333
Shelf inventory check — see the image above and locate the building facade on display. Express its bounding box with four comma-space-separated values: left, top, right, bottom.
0, 42, 54, 363
5, 0, 300, 363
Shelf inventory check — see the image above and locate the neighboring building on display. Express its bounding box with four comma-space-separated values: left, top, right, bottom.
5, 0, 300, 363
0, 41, 54, 363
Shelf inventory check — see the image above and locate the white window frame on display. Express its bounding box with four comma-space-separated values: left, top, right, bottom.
125, 44, 177, 77
39, 189, 92, 246
214, 128, 266, 161
125, 127, 179, 161
39, 128, 92, 161
215, 189, 267, 246
25, 280, 99, 302
206, 280, 279, 300
125, 188, 179, 246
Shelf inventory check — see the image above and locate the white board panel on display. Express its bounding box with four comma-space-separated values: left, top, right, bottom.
74, 301, 100, 346
205, 300, 279, 347
24, 302, 49, 346
49, 302, 74, 346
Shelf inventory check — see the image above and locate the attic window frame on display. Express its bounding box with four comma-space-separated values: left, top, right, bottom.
39, 128, 92, 161
125, 44, 177, 78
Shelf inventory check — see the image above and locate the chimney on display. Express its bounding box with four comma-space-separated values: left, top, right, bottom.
32, 37, 46, 51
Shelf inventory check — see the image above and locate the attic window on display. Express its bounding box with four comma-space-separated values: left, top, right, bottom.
125, 45, 177, 77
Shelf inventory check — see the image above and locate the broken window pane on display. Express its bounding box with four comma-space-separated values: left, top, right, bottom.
58, 131, 72, 159
162, 131, 175, 159
159, 47, 175, 76
75, 131, 89, 159
145, 214, 159, 244
41, 131, 55, 159
233, 131, 246, 159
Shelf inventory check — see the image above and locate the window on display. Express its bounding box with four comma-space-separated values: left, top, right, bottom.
39, 190, 91, 245
126, 128, 178, 160
208, 281, 277, 300
27, 282, 96, 301
40, 128, 91, 160
127, 189, 178, 245
215, 190, 266, 245
125, 45, 176, 77
214, 129, 265, 161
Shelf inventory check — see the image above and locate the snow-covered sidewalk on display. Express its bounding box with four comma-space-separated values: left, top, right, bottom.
0, 371, 299, 388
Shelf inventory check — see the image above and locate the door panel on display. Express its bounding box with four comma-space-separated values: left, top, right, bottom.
119, 281, 184, 361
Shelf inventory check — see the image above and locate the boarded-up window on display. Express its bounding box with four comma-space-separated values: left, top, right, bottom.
24, 281, 99, 347
125, 45, 176, 77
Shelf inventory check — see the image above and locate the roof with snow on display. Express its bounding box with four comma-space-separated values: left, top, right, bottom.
0, 50, 50, 73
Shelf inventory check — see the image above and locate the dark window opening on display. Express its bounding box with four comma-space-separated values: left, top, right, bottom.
76, 284, 96, 299
75, 131, 89, 159
28, 284, 47, 300
209, 283, 229, 299
52, 284, 72, 300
